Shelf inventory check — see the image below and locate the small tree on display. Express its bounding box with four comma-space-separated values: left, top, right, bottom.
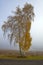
2, 3, 34, 56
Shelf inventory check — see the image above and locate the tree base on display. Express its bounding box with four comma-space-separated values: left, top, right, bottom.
17, 55, 27, 58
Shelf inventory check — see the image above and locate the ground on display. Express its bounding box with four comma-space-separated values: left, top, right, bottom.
0, 50, 43, 60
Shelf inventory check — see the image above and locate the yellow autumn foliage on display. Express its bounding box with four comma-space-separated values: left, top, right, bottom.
19, 32, 32, 51
26, 21, 31, 32
19, 21, 32, 51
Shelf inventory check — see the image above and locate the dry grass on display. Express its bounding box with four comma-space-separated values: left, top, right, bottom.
0, 50, 43, 60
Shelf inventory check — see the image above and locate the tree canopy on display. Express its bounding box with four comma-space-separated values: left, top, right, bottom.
2, 3, 34, 55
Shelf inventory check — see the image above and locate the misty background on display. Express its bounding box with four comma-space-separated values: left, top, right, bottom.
0, 0, 43, 51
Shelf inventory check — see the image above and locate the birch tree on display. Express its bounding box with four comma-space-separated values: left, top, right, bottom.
2, 3, 34, 56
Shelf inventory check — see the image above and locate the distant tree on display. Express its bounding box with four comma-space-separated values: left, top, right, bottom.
2, 3, 34, 56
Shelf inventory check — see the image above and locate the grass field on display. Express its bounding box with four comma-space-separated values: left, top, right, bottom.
0, 55, 43, 60
0, 50, 43, 60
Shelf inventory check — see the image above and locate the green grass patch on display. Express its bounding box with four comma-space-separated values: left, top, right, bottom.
0, 55, 43, 60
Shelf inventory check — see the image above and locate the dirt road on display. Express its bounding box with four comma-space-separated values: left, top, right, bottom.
0, 59, 43, 65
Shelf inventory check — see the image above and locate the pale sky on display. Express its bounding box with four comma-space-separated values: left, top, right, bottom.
0, 0, 43, 51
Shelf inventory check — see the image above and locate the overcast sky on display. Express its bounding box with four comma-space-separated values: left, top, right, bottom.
0, 0, 43, 51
